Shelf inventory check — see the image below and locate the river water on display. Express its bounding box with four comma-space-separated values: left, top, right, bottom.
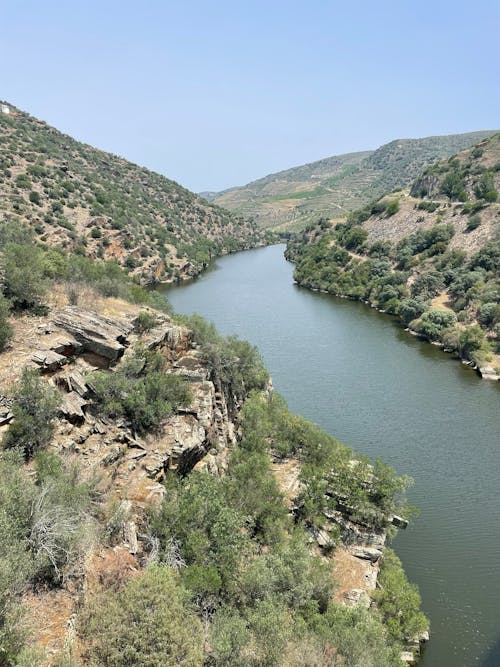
161, 244, 500, 667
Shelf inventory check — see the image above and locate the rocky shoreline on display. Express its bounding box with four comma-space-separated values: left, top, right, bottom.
272, 455, 429, 666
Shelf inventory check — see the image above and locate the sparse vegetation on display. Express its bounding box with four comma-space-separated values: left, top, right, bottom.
212, 131, 496, 231
0, 103, 264, 283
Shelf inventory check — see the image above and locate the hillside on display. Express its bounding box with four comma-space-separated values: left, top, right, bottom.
211, 131, 497, 232
0, 102, 264, 283
286, 133, 500, 379
0, 236, 426, 665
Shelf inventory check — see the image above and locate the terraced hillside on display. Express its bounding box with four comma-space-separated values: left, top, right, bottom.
286, 133, 500, 379
0, 102, 264, 283
212, 131, 497, 232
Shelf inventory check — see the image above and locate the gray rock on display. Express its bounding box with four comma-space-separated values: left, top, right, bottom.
391, 515, 409, 529
479, 365, 500, 382
60, 391, 87, 423
31, 349, 68, 372
56, 369, 89, 397
52, 306, 133, 361
352, 546, 383, 562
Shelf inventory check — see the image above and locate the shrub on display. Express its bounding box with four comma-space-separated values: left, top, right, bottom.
478, 302, 500, 328
28, 191, 41, 205
1, 243, 48, 311
458, 325, 485, 359
417, 201, 439, 213
466, 214, 481, 232
374, 549, 428, 645
411, 309, 457, 341
3, 369, 60, 459
15, 173, 31, 189
398, 298, 427, 326
410, 272, 445, 300
475, 171, 498, 202
89, 348, 191, 432
441, 171, 467, 201
385, 199, 400, 216
0, 293, 13, 351
80, 566, 203, 666
134, 311, 157, 333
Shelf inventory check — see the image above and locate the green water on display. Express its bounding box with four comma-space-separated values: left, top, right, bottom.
161, 244, 500, 667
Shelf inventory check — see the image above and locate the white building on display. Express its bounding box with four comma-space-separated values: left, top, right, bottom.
1, 104, 10, 114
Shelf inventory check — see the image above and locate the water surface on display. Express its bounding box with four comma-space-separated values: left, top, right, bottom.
162, 244, 500, 667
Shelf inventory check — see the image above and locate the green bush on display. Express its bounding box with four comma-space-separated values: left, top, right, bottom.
28, 190, 41, 205
374, 549, 428, 644
3, 368, 60, 459
80, 566, 203, 666
441, 170, 467, 201
466, 214, 481, 232
0, 293, 13, 351
385, 199, 400, 216
180, 314, 268, 397
1, 243, 48, 311
89, 348, 191, 432
134, 311, 158, 333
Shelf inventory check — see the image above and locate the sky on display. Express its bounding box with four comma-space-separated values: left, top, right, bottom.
2, 1, 499, 192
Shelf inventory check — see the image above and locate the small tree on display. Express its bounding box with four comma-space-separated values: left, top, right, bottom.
1, 243, 48, 311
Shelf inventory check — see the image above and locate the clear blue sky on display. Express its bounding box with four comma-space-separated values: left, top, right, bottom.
2, 1, 499, 191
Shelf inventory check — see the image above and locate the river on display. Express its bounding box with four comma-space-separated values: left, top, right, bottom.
161, 244, 500, 667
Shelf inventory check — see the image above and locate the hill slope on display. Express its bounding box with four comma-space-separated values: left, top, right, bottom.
286, 133, 500, 378
212, 131, 497, 231
0, 102, 263, 282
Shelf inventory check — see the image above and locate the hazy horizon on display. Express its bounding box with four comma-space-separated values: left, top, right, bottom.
3, 0, 499, 192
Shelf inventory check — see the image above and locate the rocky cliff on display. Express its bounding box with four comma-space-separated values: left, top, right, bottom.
0, 296, 425, 665
0, 298, 248, 661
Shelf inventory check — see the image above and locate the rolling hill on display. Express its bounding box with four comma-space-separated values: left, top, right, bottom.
211, 131, 497, 231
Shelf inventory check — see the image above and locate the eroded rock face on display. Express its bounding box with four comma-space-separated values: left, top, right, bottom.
52, 306, 134, 361
35, 308, 240, 504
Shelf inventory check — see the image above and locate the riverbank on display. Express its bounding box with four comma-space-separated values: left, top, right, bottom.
296, 279, 500, 382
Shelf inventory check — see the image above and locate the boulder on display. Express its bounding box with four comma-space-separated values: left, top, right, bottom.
52, 306, 133, 361
479, 365, 500, 382
391, 515, 409, 529
60, 392, 87, 424
343, 589, 371, 609
31, 349, 68, 372
171, 354, 210, 382
351, 546, 383, 562
0, 408, 13, 426
56, 369, 89, 397
400, 650, 417, 666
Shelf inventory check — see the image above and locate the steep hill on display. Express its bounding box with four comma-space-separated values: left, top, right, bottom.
0, 102, 264, 283
212, 131, 497, 231
286, 134, 500, 378
0, 275, 424, 666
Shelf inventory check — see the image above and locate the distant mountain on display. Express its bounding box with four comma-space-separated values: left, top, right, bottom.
212, 131, 498, 231
0, 102, 263, 283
